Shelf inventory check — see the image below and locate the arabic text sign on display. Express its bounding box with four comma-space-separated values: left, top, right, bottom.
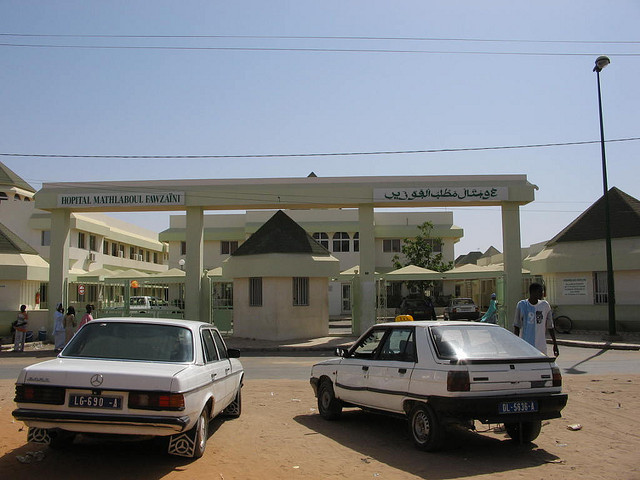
562, 278, 588, 296
58, 192, 185, 208
374, 187, 508, 202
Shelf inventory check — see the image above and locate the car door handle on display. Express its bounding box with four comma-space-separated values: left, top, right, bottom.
211, 373, 217, 380
225, 367, 231, 373
362, 366, 369, 371
398, 368, 407, 374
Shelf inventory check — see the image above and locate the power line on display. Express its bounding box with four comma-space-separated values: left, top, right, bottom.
1, 42, 639, 56
1, 33, 639, 44
2, 137, 639, 160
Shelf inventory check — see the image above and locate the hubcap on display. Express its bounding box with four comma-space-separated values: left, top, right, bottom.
413, 411, 430, 442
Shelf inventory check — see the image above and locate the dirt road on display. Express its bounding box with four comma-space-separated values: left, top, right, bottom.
1, 375, 639, 479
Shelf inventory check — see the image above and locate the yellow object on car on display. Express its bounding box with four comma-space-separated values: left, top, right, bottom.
395, 314, 414, 322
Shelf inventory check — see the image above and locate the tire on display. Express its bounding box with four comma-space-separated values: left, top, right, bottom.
504, 420, 542, 443
317, 379, 342, 420
554, 316, 573, 334
407, 403, 442, 451
192, 407, 209, 458
224, 387, 242, 418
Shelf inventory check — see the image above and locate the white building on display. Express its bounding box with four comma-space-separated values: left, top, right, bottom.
0, 162, 169, 337
160, 209, 463, 318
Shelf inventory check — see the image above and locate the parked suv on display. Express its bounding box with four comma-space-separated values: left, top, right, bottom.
397, 298, 437, 320
443, 298, 480, 320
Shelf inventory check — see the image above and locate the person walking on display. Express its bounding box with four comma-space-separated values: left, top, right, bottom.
53, 303, 66, 352
480, 293, 498, 324
514, 283, 559, 357
78, 304, 94, 329
13, 305, 28, 352
64, 306, 76, 344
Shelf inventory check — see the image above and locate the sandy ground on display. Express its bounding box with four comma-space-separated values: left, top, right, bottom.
1, 375, 639, 480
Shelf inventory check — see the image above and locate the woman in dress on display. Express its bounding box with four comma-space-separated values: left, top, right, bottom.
78, 304, 94, 329
53, 303, 66, 351
64, 306, 76, 344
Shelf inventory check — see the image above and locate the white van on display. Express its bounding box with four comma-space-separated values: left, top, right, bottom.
129, 296, 170, 314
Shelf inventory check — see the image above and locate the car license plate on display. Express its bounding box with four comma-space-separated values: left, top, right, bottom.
499, 400, 538, 414
69, 394, 123, 409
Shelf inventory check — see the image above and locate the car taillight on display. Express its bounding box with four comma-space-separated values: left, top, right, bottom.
128, 392, 185, 411
552, 366, 562, 387
15, 385, 65, 405
447, 370, 470, 392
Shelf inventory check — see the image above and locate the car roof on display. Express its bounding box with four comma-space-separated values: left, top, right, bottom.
376, 320, 495, 328
91, 317, 216, 331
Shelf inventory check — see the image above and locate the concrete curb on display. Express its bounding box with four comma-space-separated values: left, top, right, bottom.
553, 338, 640, 351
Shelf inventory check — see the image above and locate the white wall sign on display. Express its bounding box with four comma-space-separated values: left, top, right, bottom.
374, 187, 508, 202
58, 191, 185, 207
562, 278, 588, 296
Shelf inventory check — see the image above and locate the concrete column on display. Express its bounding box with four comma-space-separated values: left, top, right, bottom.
501, 203, 523, 329
185, 207, 204, 322
49, 209, 70, 334
356, 204, 376, 335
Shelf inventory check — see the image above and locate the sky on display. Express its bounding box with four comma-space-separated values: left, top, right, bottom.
1, 1, 639, 255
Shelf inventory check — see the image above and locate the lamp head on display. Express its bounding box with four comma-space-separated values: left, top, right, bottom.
593, 56, 610, 73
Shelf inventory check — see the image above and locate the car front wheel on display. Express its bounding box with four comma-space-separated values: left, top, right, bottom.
317, 379, 342, 420
504, 420, 542, 443
408, 403, 442, 451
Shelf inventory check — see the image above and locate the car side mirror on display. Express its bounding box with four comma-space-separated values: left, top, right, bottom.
335, 347, 349, 358
227, 348, 241, 358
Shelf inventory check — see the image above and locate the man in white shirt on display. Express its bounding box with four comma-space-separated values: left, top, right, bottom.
514, 283, 559, 356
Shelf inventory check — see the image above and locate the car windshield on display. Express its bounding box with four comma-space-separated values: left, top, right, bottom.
62, 322, 194, 362
429, 325, 545, 361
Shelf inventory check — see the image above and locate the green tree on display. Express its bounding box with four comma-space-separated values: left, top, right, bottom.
392, 221, 453, 297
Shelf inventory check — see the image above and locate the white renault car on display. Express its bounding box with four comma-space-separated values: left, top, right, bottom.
13, 318, 243, 458
310, 321, 567, 450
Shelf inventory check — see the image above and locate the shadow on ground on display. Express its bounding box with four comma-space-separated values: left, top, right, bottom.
294, 409, 560, 480
0, 418, 225, 480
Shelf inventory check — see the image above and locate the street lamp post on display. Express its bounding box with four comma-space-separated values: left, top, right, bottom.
593, 55, 616, 336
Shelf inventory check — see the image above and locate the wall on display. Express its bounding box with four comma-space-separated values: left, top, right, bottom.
233, 277, 328, 340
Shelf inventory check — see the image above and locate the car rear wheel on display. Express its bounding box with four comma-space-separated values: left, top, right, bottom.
317, 379, 342, 420
408, 403, 442, 451
505, 420, 542, 443
192, 407, 209, 458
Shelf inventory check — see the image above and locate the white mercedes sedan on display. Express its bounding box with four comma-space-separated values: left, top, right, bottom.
311, 321, 567, 450
13, 318, 243, 458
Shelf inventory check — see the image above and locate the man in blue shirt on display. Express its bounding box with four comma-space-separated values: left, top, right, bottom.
514, 283, 559, 356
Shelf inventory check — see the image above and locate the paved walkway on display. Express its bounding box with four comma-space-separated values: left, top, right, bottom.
2, 329, 639, 354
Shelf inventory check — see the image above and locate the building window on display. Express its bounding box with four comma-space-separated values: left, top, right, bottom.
103, 240, 109, 254
313, 232, 329, 249
41, 230, 51, 246
129, 246, 135, 260
153, 252, 159, 264
180, 241, 187, 255
249, 277, 262, 307
78, 232, 86, 249
89, 235, 97, 252
594, 271, 608, 304
111, 242, 118, 256
332, 232, 350, 252
118, 244, 125, 257
221, 241, 238, 255
427, 239, 442, 253
293, 277, 309, 306
353, 232, 359, 252
383, 239, 401, 253
146, 251, 150, 262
